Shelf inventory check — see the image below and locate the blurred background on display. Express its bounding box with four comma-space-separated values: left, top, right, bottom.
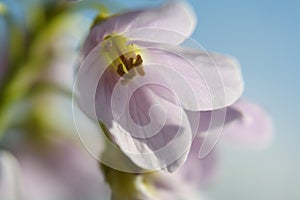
0, 0, 299, 199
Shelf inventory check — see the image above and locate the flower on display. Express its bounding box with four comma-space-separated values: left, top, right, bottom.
0, 134, 110, 200
75, 2, 244, 172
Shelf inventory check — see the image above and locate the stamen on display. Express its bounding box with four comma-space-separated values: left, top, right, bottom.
115, 53, 144, 78
134, 54, 143, 66
120, 55, 128, 68
117, 64, 126, 76
128, 58, 134, 69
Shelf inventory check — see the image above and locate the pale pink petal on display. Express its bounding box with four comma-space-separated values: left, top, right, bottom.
222, 99, 273, 149
110, 99, 192, 171
95, 67, 120, 127
3, 136, 110, 200
75, 43, 118, 123
93, 65, 196, 172
82, 2, 196, 56
0, 152, 22, 200
138, 44, 244, 111
186, 107, 242, 139
174, 137, 217, 186
184, 107, 241, 159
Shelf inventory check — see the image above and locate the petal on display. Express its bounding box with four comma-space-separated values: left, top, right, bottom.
75, 42, 118, 122
82, 2, 196, 56
95, 67, 120, 126
0, 152, 22, 200
111, 80, 182, 138
185, 107, 241, 158
109, 104, 192, 172
6, 138, 110, 200
221, 99, 273, 149
138, 44, 244, 111
186, 107, 242, 138
175, 137, 217, 186
94, 66, 195, 172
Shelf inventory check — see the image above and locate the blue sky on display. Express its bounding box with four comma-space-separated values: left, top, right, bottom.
118, 0, 300, 199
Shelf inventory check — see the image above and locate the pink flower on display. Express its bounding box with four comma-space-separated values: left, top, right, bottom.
0, 136, 110, 200
74, 2, 244, 172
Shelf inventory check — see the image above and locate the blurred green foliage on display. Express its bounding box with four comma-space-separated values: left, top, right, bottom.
0, 0, 108, 139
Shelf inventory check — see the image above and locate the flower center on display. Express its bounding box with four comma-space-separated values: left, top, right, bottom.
116, 53, 145, 78
101, 34, 145, 83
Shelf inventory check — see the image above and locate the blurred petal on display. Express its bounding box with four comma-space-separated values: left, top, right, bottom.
184, 105, 241, 158
222, 99, 273, 148
174, 137, 217, 186
4, 137, 110, 200
0, 151, 21, 200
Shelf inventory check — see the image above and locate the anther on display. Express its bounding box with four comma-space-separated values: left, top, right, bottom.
128, 58, 134, 68
120, 55, 129, 68
117, 63, 126, 76
115, 54, 144, 78
133, 54, 143, 66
